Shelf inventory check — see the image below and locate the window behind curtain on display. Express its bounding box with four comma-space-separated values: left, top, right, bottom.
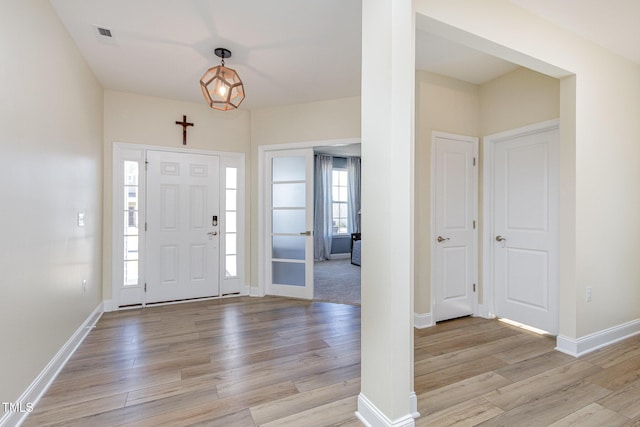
332, 168, 348, 235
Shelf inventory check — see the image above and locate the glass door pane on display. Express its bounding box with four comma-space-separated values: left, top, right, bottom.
267, 149, 314, 298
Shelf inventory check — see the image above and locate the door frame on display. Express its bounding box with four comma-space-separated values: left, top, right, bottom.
481, 119, 559, 322
430, 131, 479, 321
257, 138, 360, 297
111, 142, 246, 309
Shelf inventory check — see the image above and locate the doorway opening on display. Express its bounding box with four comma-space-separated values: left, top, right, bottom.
258, 139, 361, 304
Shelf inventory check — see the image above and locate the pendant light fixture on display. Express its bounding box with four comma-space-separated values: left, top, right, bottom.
200, 48, 245, 111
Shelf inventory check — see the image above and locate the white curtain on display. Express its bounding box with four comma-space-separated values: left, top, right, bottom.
347, 156, 361, 233
314, 155, 333, 261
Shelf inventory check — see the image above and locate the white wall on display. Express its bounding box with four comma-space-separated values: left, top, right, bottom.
415, 0, 640, 339
102, 90, 251, 300
0, 0, 104, 403
249, 96, 360, 291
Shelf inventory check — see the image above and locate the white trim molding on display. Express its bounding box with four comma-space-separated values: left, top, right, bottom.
556, 319, 640, 357
356, 393, 417, 427
409, 392, 420, 419
102, 299, 115, 313
413, 312, 433, 329
1, 303, 103, 427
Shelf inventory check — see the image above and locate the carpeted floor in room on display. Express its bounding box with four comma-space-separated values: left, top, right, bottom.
314, 259, 361, 305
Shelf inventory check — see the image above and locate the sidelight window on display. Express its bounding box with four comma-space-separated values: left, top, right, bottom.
123, 161, 139, 286
225, 167, 238, 278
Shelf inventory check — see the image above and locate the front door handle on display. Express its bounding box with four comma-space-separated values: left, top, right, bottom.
299, 230, 312, 236
437, 236, 450, 243
207, 231, 218, 237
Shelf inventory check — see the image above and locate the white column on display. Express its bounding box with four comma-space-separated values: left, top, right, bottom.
357, 0, 417, 426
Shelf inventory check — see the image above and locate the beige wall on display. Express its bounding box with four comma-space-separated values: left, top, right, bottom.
414, 67, 559, 316
102, 90, 251, 299
248, 97, 361, 291
250, 97, 361, 146
0, 0, 104, 403
480, 67, 560, 136
103, 94, 359, 299
415, 0, 640, 338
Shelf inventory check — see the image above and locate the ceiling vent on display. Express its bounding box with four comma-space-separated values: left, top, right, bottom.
96, 27, 112, 38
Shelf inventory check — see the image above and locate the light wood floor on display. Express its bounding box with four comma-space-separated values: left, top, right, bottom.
23, 297, 640, 426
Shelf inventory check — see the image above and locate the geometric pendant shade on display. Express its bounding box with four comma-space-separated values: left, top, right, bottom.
200, 48, 245, 111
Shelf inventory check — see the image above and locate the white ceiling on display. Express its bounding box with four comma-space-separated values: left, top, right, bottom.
49, 0, 363, 110
50, 1, 640, 111
415, 31, 519, 85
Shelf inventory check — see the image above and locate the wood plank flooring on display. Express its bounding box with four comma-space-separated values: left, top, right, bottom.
22, 297, 640, 426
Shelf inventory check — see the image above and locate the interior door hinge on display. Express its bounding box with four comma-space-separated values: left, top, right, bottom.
473, 220, 476, 229
473, 283, 476, 292
145, 222, 148, 232
473, 157, 476, 166
144, 283, 147, 292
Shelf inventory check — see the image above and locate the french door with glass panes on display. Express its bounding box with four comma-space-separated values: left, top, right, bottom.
265, 149, 314, 299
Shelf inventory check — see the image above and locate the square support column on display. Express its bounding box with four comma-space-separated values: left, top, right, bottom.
357, 0, 418, 425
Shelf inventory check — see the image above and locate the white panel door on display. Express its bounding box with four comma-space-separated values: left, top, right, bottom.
146, 151, 220, 303
433, 133, 478, 321
492, 125, 558, 334
266, 149, 314, 299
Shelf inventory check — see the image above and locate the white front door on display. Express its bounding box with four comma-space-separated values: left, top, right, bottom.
266, 149, 314, 299
487, 121, 559, 334
146, 150, 220, 303
433, 132, 478, 321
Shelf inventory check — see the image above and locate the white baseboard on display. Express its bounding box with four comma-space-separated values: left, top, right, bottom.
476, 304, 496, 320
249, 285, 263, 297
0, 303, 103, 427
556, 318, 640, 357
413, 312, 433, 329
356, 393, 417, 427
409, 392, 420, 419
103, 299, 115, 312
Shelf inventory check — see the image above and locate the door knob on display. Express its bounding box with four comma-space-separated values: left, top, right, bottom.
437, 236, 450, 243
495, 235, 506, 242
299, 230, 312, 236
207, 231, 218, 237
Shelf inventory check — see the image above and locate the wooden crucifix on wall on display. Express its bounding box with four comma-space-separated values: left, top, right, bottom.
175, 115, 194, 145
